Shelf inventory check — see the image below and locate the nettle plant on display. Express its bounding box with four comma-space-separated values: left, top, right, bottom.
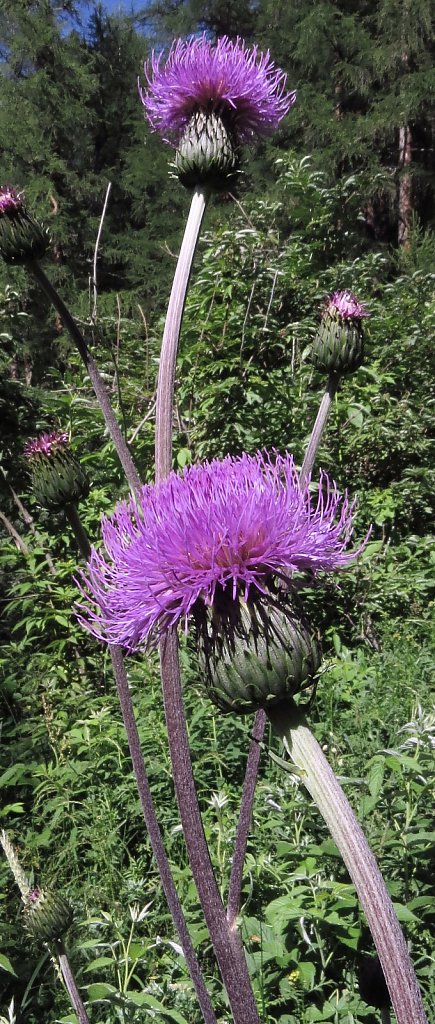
0, 34, 429, 1024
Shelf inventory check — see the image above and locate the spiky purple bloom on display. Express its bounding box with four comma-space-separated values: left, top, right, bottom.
0, 186, 22, 215
78, 452, 366, 651
325, 290, 369, 321
24, 431, 69, 459
139, 35, 295, 145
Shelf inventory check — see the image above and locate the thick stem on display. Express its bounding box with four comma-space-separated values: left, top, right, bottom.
300, 372, 340, 486
65, 506, 217, 1024
227, 372, 342, 921
28, 261, 141, 497
268, 700, 428, 1024
160, 632, 261, 1024
110, 646, 218, 1024
53, 940, 90, 1024
227, 709, 266, 926
154, 187, 260, 1020
155, 186, 208, 481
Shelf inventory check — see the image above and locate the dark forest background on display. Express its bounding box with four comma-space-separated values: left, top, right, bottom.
0, 2, 434, 1022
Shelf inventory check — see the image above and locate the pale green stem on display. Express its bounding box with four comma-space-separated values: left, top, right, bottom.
300, 371, 340, 486
155, 186, 208, 481
268, 700, 428, 1024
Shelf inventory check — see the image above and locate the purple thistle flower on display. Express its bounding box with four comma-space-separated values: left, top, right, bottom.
139, 35, 296, 145
0, 186, 22, 215
24, 431, 69, 459
78, 452, 367, 651
325, 290, 369, 321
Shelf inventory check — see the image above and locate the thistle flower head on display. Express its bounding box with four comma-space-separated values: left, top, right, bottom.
78, 452, 367, 652
0, 185, 50, 264
324, 290, 369, 321
24, 431, 89, 511
140, 35, 295, 145
311, 290, 370, 374
0, 186, 22, 215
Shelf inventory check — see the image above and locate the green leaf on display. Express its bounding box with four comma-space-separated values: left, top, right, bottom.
0, 953, 17, 976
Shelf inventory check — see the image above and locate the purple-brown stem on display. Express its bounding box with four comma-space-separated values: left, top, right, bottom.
227, 371, 341, 921
65, 507, 218, 1024
160, 632, 261, 1024
53, 940, 90, 1024
227, 708, 266, 926
28, 260, 142, 496
268, 699, 428, 1024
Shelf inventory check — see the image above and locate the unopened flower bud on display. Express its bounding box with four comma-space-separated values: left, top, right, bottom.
0, 186, 50, 264
311, 290, 369, 374
195, 595, 321, 715
175, 111, 240, 189
24, 431, 89, 511
24, 887, 74, 944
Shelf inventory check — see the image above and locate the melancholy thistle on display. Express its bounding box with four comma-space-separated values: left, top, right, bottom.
78, 452, 367, 714
139, 35, 296, 189
24, 431, 89, 512
0, 186, 50, 264
311, 290, 370, 375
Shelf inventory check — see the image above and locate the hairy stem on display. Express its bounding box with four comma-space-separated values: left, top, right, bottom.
160, 632, 261, 1024
110, 646, 218, 1024
155, 187, 260, 1020
65, 508, 218, 1024
227, 708, 266, 925
28, 260, 141, 496
268, 699, 428, 1024
227, 372, 342, 921
53, 940, 90, 1024
155, 186, 208, 480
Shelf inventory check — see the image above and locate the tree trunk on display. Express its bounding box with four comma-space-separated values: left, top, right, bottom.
398, 123, 413, 248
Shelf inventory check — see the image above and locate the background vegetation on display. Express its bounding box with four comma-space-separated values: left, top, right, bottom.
0, 2, 434, 1022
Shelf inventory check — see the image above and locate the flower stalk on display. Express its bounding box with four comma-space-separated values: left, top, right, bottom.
53, 940, 90, 1024
155, 186, 208, 480
153, 187, 261, 1021
66, 505, 218, 1024
267, 699, 428, 1024
300, 371, 340, 485
28, 261, 141, 496
228, 290, 369, 922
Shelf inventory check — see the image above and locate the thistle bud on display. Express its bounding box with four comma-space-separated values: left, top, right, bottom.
24, 887, 74, 944
175, 111, 240, 190
195, 595, 321, 716
310, 290, 369, 375
0, 186, 50, 264
24, 431, 90, 511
